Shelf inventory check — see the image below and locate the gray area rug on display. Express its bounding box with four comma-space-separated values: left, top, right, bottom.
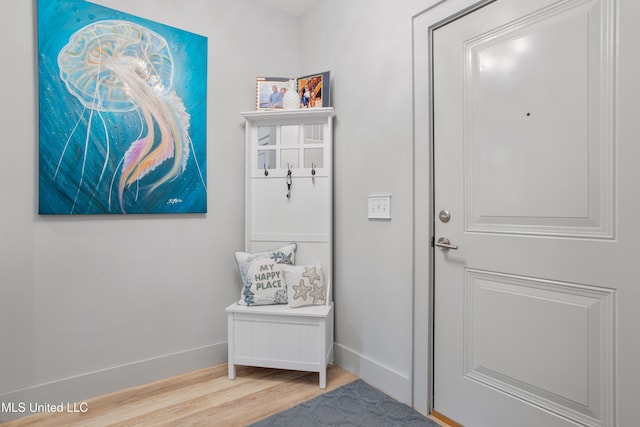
249, 379, 439, 427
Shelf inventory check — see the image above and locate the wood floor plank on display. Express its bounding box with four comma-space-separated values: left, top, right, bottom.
113, 369, 322, 426
2, 364, 356, 427
164, 365, 357, 427
3, 363, 448, 426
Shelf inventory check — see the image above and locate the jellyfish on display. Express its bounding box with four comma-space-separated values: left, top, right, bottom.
56, 19, 204, 213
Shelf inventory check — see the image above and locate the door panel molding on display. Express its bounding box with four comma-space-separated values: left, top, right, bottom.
464, 269, 615, 426
462, 0, 616, 239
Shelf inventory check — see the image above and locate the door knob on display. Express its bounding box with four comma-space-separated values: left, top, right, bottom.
435, 237, 458, 250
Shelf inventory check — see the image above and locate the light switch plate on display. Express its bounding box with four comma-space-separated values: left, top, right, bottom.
368, 195, 391, 219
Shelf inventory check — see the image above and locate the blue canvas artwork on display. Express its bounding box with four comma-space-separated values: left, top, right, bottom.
38, 0, 208, 214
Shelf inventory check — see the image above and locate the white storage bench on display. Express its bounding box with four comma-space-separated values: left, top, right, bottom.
228, 108, 336, 389
226, 302, 334, 388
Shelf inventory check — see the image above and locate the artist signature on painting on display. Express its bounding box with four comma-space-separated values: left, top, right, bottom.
166, 198, 183, 205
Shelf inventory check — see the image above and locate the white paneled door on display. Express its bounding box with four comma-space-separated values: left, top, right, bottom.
433, 0, 639, 426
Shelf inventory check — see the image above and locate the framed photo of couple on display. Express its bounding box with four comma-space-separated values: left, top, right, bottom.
255, 71, 330, 110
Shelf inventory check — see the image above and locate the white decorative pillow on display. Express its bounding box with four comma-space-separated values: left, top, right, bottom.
283, 264, 327, 308
234, 243, 296, 306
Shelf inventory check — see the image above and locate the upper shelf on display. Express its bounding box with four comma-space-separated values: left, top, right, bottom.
241, 107, 334, 123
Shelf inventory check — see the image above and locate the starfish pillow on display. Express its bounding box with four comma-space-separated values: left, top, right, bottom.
282, 265, 327, 308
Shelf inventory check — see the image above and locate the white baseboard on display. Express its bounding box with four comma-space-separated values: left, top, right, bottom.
333, 342, 411, 405
0, 342, 227, 423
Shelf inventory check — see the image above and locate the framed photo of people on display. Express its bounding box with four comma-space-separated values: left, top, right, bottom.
297, 71, 330, 109
255, 77, 291, 110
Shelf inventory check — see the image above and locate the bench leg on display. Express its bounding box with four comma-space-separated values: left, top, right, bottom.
228, 362, 236, 380
319, 367, 327, 389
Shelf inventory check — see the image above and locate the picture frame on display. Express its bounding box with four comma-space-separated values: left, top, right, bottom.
37, 0, 208, 215
297, 71, 330, 109
256, 77, 291, 110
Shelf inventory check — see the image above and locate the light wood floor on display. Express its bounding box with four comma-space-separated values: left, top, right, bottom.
3, 364, 449, 426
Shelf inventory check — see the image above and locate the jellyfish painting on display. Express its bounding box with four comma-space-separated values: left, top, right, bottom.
38, 1, 208, 215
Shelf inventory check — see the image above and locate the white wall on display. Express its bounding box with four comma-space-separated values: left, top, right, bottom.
299, 0, 440, 410
0, 0, 299, 421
